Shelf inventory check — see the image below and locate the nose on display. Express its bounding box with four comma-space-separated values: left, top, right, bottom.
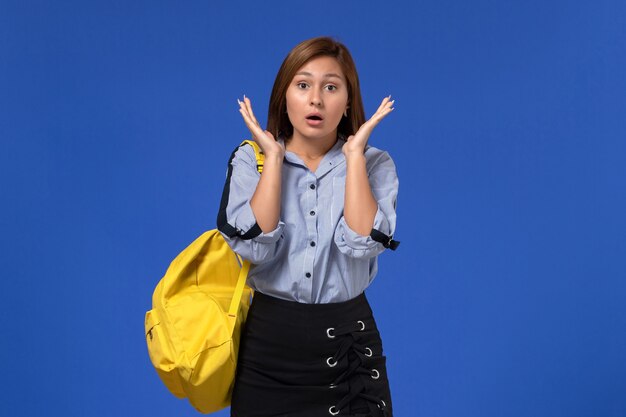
309, 89, 322, 107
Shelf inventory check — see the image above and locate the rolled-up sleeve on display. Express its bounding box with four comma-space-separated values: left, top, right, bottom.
334, 150, 399, 259
217, 143, 285, 264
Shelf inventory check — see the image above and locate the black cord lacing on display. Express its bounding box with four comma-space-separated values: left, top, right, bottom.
326, 320, 390, 417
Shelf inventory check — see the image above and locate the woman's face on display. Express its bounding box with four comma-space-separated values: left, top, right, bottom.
285, 56, 349, 142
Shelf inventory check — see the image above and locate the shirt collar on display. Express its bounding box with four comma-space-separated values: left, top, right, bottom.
278, 134, 346, 177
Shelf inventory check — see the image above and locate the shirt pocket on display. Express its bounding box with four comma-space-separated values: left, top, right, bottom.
331, 176, 346, 220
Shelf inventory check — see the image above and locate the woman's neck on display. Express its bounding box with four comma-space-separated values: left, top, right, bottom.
285, 130, 338, 160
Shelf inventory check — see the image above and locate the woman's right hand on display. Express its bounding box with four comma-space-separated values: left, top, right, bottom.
237, 95, 285, 157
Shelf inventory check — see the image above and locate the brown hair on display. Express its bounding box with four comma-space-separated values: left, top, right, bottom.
267, 36, 366, 141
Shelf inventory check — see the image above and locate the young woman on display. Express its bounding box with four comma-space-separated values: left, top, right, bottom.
218, 36, 399, 417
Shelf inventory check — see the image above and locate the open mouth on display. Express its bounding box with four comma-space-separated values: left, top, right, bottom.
306, 112, 324, 121
305, 113, 324, 126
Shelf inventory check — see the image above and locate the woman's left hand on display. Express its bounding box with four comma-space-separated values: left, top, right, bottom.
343, 95, 395, 156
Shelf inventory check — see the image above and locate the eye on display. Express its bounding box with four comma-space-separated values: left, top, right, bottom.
325, 84, 337, 91
296, 82, 309, 89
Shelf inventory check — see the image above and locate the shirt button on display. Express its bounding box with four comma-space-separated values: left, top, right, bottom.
309, 184, 316, 190
310, 241, 316, 247
305, 272, 311, 278
310, 210, 316, 216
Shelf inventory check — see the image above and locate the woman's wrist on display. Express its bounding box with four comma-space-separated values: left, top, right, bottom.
263, 151, 285, 164
344, 151, 366, 164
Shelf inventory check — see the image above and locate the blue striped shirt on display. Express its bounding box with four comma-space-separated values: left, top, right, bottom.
218, 135, 399, 304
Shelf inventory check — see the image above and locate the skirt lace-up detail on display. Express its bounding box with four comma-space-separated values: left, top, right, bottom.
325, 320, 391, 417
231, 292, 392, 417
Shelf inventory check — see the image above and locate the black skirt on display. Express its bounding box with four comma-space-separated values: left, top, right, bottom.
231, 291, 393, 417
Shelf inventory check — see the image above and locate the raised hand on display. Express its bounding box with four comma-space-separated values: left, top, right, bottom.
343, 95, 395, 156
237, 95, 284, 157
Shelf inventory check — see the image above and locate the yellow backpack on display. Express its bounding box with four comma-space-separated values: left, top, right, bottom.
145, 140, 263, 414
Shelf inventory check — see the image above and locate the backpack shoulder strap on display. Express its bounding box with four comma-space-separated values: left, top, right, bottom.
217, 140, 266, 239
240, 140, 264, 174
227, 255, 251, 334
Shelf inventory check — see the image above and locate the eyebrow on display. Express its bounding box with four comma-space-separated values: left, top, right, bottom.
295, 71, 344, 80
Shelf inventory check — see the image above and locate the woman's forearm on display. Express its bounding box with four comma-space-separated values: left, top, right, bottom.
343, 152, 377, 235
250, 152, 283, 233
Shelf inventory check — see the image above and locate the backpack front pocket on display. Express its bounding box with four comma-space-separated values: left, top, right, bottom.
145, 309, 185, 398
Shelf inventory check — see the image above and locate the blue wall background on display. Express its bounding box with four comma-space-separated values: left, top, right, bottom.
1, 1, 625, 416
